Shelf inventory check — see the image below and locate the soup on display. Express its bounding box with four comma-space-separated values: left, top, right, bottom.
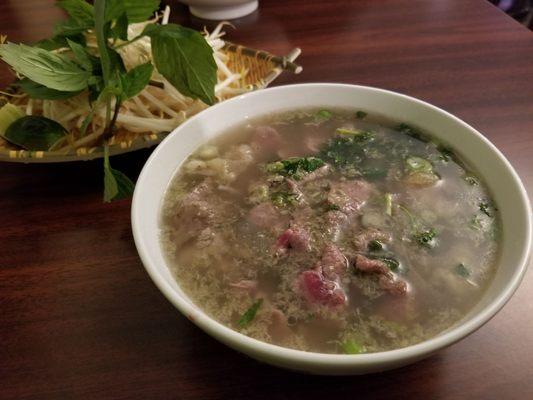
160, 109, 500, 354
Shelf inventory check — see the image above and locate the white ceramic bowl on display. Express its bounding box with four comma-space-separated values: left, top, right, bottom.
132, 84, 531, 375
180, 0, 258, 20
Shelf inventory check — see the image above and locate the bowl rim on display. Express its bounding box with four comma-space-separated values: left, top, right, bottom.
132, 83, 532, 368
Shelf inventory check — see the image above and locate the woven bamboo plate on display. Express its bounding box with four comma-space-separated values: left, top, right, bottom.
0, 42, 301, 163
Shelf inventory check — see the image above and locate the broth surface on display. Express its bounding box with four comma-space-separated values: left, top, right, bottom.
160, 109, 500, 354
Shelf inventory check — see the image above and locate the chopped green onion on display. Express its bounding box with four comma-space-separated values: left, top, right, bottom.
336, 128, 373, 141
341, 339, 364, 354
405, 156, 433, 173
384, 193, 393, 216
315, 109, 333, 121
414, 228, 437, 248
238, 298, 263, 328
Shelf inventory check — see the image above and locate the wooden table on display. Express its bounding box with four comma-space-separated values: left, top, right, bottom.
1, 0, 532, 398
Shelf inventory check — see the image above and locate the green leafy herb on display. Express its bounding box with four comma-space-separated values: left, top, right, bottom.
396, 123, 429, 142
143, 23, 217, 105
336, 128, 373, 141
368, 240, 383, 252
238, 298, 263, 328
67, 38, 94, 71
355, 111, 367, 119
0, 43, 90, 91
106, 0, 160, 23
110, 13, 129, 41
120, 62, 154, 99
315, 109, 332, 121
340, 339, 364, 354
0, 103, 25, 136
57, 0, 95, 27
17, 78, 81, 100
103, 145, 135, 202
455, 263, 471, 278
3, 116, 67, 150
265, 157, 325, 180
414, 228, 437, 248
35, 33, 86, 51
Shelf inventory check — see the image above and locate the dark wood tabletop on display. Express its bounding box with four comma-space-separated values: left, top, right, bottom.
1, 0, 532, 399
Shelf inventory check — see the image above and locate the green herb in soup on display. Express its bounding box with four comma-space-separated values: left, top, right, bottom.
160, 108, 500, 354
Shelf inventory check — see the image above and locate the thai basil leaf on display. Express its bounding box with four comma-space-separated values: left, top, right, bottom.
120, 62, 153, 99
105, 0, 160, 23
57, 0, 94, 27
35, 33, 86, 51
0, 43, 90, 91
18, 78, 82, 100
3, 116, 67, 150
53, 18, 88, 37
94, 0, 113, 85
110, 13, 129, 41
67, 38, 93, 71
143, 23, 217, 105
103, 146, 135, 202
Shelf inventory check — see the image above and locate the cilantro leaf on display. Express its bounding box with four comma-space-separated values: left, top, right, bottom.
103, 146, 135, 202
143, 23, 217, 105
0, 42, 90, 91
265, 157, 325, 180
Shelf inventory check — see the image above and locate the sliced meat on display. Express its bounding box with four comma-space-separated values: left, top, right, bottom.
275, 225, 311, 254
298, 270, 347, 308
248, 202, 288, 232
319, 244, 348, 279
300, 164, 330, 183
328, 180, 371, 215
268, 308, 293, 342
354, 254, 390, 275
303, 135, 326, 153
353, 228, 392, 250
379, 275, 408, 296
173, 181, 215, 246
251, 126, 282, 152
324, 210, 349, 241
354, 254, 408, 296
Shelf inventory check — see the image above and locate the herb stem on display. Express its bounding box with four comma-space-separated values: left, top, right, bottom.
113, 34, 145, 50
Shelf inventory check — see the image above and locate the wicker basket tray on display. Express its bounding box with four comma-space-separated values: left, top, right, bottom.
0, 43, 301, 163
